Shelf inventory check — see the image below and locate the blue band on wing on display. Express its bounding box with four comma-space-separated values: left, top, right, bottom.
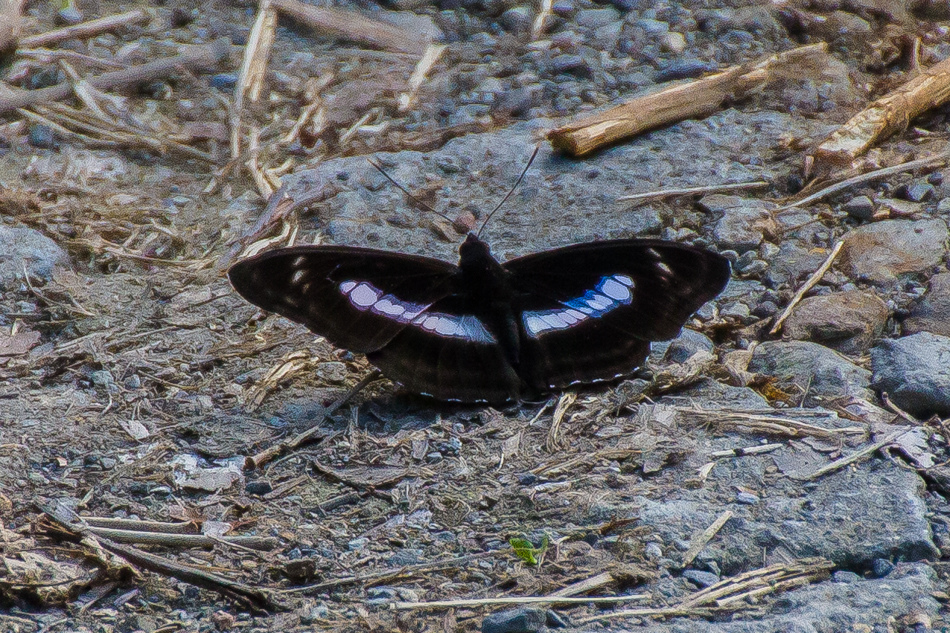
522, 274, 635, 337
340, 280, 496, 343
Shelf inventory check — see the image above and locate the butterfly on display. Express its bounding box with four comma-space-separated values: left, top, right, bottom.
228, 230, 731, 403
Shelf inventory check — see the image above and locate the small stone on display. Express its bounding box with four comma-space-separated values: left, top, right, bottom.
735, 491, 759, 504
550, 54, 591, 76
635, 18, 670, 34
645, 542, 663, 559
500, 6, 533, 32
28, 125, 57, 149
832, 570, 861, 583
682, 569, 720, 587
90, 370, 115, 388
655, 60, 718, 81
871, 558, 895, 578
245, 480, 272, 495
702, 195, 778, 252
0, 226, 70, 289
347, 537, 369, 551
752, 300, 778, 317
842, 195, 874, 220
720, 301, 751, 321
482, 607, 547, 633
938, 198, 950, 213
659, 31, 686, 53
902, 182, 936, 202
576, 7, 620, 29
316, 362, 347, 384
210, 73, 238, 90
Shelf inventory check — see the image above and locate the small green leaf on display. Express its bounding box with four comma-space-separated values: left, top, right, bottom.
509, 535, 549, 565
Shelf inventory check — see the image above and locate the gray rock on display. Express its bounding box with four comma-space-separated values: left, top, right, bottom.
550, 54, 591, 76
576, 7, 620, 29
629, 564, 938, 633
701, 195, 778, 252
500, 6, 533, 32
0, 226, 70, 290
842, 195, 874, 220
871, 332, 950, 417
903, 182, 936, 202
673, 377, 769, 408
782, 290, 889, 355
682, 569, 719, 587
904, 272, 950, 337
654, 328, 714, 364
748, 341, 872, 406
838, 219, 948, 285
482, 607, 547, 633
764, 239, 831, 288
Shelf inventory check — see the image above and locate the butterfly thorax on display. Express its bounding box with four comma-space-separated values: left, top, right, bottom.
457, 233, 521, 366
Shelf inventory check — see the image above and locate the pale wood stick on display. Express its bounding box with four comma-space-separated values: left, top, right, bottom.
231, 0, 277, 160
812, 55, 950, 171
769, 240, 843, 335
392, 594, 649, 611
397, 43, 446, 112
547, 571, 614, 597
0, 38, 230, 115
618, 180, 769, 203
710, 443, 784, 458
19, 9, 149, 49
801, 427, 914, 481
271, 0, 429, 55
548, 43, 828, 157
680, 510, 733, 568
776, 153, 949, 213
85, 526, 278, 550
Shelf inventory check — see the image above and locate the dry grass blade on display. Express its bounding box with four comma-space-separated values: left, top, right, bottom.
392, 593, 649, 610
679, 510, 733, 569
546, 391, 576, 452
678, 407, 866, 440
232, 0, 278, 160
18, 9, 149, 49
769, 240, 843, 335
398, 44, 447, 112
618, 180, 769, 204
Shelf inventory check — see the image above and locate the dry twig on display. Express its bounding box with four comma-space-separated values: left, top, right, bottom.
680, 510, 733, 568
19, 9, 149, 49
769, 240, 843, 335
548, 43, 827, 156
812, 55, 950, 171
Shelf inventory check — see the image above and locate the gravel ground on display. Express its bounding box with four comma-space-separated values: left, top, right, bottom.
2, 1, 950, 632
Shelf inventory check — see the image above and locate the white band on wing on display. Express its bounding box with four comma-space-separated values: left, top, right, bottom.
522, 273, 635, 337
339, 280, 496, 343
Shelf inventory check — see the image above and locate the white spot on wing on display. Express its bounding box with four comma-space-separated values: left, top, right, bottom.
292, 269, 307, 285
340, 280, 357, 294
600, 278, 631, 301
523, 273, 639, 338
349, 282, 380, 307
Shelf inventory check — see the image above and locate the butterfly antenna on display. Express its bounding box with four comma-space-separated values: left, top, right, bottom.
369, 159, 455, 224
477, 144, 541, 238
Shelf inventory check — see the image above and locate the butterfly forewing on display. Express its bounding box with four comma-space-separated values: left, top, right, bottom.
228, 246, 458, 353
504, 240, 731, 391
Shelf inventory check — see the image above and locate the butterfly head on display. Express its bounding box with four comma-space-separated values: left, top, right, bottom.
459, 233, 494, 268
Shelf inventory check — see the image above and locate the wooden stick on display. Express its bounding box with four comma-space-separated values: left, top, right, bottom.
392, 593, 649, 611
812, 55, 950, 171
618, 180, 769, 203
0, 38, 230, 116
769, 241, 843, 335
271, 0, 429, 55
548, 43, 827, 157
41, 503, 280, 612
244, 369, 380, 470
776, 153, 949, 213
19, 9, 149, 49
801, 427, 914, 481
232, 0, 277, 160
85, 526, 278, 550
680, 510, 733, 569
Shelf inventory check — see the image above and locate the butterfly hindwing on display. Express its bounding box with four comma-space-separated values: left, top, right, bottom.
503, 240, 731, 391
228, 246, 458, 353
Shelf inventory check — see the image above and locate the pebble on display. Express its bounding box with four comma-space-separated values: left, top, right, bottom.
842, 195, 874, 220
749, 340, 873, 406
645, 542, 663, 559
838, 219, 948, 285
28, 123, 60, 150
500, 7, 533, 33
482, 607, 547, 633
701, 195, 777, 252
871, 332, 950, 417
832, 570, 861, 583
576, 8, 620, 29
782, 290, 889, 355
550, 54, 591, 76
871, 559, 895, 578
683, 569, 720, 587
316, 361, 348, 384
901, 182, 936, 202
347, 537, 369, 551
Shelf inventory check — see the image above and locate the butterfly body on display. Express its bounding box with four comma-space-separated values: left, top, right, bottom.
229, 232, 730, 403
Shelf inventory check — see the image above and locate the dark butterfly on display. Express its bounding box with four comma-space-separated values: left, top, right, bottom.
228, 230, 730, 403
